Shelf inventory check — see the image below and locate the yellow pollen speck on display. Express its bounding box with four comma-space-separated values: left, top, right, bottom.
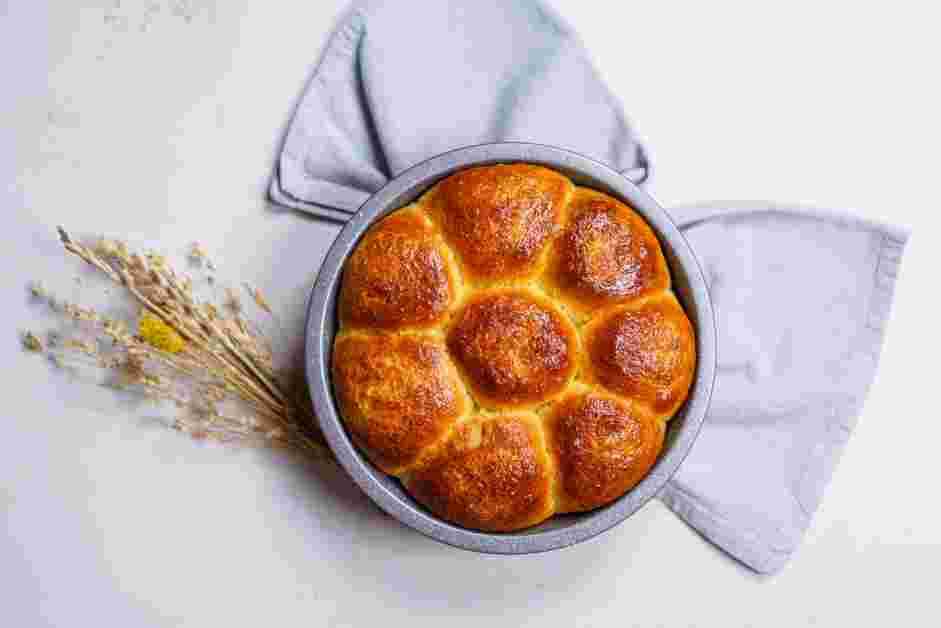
138, 314, 185, 354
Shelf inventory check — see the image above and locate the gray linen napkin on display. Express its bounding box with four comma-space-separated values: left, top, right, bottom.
270, 0, 648, 221
269, 0, 909, 574
661, 204, 906, 573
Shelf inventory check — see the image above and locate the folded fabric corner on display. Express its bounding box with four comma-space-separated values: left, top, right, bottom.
269, 0, 649, 220
660, 204, 909, 574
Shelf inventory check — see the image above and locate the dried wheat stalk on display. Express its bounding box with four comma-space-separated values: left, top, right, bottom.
23, 228, 332, 459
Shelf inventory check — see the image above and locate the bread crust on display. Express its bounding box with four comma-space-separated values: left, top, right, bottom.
332, 332, 469, 474
424, 164, 573, 283
583, 294, 696, 417
339, 207, 459, 331
546, 188, 670, 317
403, 414, 554, 532
446, 288, 577, 410
332, 164, 697, 531
545, 391, 664, 513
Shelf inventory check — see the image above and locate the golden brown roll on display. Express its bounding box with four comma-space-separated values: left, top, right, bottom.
582, 294, 696, 417
546, 188, 670, 316
339, 206, 459, 331
403, 414, 554, 532
331, 332, 469, 474
332, 163, 697, 532
446, 288, 577, 410
423, 164, 573, 283
545, 390, 665, 513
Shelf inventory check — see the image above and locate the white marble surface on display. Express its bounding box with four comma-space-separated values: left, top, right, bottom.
1, 1, 938, 626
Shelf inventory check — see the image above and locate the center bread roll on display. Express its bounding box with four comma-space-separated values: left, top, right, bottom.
446, 288, 577, 410
332, 163, 696, 532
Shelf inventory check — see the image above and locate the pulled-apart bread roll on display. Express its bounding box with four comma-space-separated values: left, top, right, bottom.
582, 293, 696, 417
424, 164, 573, 283
333, 163, 696, 531
545, 188, 670, 318
332, 332, 470, 475
339, 207, 460, 330
403, 414, 554, 532
446, 288, 578, 410
544, 389, 664, 513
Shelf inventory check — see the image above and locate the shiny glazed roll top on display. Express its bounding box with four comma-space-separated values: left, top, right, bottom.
333, 163, 696, 532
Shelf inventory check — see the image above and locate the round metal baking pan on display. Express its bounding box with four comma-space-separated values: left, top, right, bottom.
305, 143, 716, 554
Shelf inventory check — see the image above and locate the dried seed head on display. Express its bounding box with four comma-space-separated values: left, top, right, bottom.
102, 318, 131, 344
203, 302, 218, 320
188, 242, 208, 267
122, 354, 146, 381
223, 288, 242, 315
29, 281, 47, 300
62, 302, 99, 322
146, 252, 166, 270
245, 284, 273, 315
95, 239, 119, 257
63, 338, 98, 356
142, 372, 162, 387
22, 331, 44, 352
202, 383, 226, 403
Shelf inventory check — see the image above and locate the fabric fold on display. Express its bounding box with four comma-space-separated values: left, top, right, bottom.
269, 0, 649, 219
661, 205, 908, 573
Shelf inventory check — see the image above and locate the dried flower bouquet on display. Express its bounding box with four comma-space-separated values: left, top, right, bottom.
22, 228, 332, 460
